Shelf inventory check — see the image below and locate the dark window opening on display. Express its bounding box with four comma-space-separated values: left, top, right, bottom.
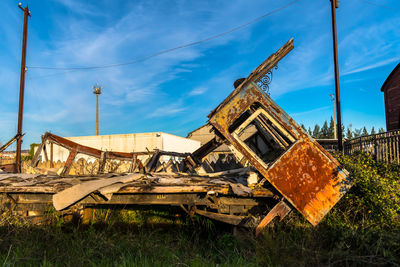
229, 104, 294, 165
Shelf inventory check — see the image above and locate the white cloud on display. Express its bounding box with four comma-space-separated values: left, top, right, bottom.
339, 16, 400, 75
343, 56, 400, 76
147, 103, 186, 118
291, 106, 330, 117
188, 86, 207, 96
25, 110, 68, 123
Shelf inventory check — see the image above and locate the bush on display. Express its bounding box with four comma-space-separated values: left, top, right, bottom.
331, 152, 400, 228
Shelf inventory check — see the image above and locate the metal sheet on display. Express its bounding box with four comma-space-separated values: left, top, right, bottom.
266, 139, 351, 225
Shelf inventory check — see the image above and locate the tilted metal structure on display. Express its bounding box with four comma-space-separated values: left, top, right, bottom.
187, 38, 351, 232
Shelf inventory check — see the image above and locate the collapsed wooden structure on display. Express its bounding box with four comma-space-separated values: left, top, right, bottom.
0, 39, 352, 234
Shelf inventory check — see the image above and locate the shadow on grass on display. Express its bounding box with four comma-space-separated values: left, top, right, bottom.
0, 209, 399, 266
0, 208, 254, 266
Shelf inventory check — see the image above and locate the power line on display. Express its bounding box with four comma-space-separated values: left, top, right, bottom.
359, 0, 400, 12
28, 0, 299, 71
29, 69, 81, 79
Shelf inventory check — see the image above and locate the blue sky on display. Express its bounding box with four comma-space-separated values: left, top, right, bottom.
1, 0, 399, 149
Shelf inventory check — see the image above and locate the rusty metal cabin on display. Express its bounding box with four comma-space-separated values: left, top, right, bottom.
381, 62, 400, 131
207, 39, 351, 227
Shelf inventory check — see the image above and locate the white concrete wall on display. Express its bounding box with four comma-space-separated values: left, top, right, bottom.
67, 132, 163, 152
37, 132, 200, 163
161, 133, 201, 153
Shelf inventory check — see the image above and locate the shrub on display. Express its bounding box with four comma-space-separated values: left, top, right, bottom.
331, 152, 400, 228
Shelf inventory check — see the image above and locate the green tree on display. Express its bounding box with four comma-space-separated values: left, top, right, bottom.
312, 124, 321, 138
341, 124, 345, 138
320, 121, 329, 139
378, 128, 385, 133
362, 127, 369, 136
22, 143, 39, 161
354, 128, 362, 138
346, 124, 353, 139
346, 127, 353, 139
300, 124, 307, 132
308, 127, 312, 136
371, 126, 376, 135
328, 117, 335, 139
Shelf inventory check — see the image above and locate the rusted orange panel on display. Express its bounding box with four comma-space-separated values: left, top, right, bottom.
266, 139, 350, 225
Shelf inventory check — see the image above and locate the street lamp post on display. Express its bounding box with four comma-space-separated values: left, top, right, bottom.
93, 84, 102, 136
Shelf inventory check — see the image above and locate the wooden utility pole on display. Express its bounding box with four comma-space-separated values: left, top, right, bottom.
93, 84, 102, 135
330, 94, 337, 139
329, 0, 343, 152
15, 3, 31, 173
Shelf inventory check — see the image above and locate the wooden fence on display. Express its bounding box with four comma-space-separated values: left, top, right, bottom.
344, 130, 400, 164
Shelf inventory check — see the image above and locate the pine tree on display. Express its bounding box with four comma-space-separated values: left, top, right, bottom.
346, 127, 353, 139
312, 124, 321, 138
341, 124, 345, 138
354, 128, 362, 138
362, 127, 368, 136
308, 127, 312, 136
371, 127, 376, 135
328, 117, 335, 139
346, 124, 353, 139
378, 128, 385, 133
320, 121, 329, 139
300, 124, 307, 132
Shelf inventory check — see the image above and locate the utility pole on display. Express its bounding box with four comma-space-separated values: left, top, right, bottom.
15, 3, 31, 173
330, 94, 337, 139
93, 84, 102, 136
329, 0, 343, 152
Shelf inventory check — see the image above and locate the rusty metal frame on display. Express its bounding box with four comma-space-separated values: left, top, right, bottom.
32, 132, 190, 176
208, 39, 351, 227
0, 133, 23, 153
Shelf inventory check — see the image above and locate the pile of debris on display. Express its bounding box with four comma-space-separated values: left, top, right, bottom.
0, 39, 352, 235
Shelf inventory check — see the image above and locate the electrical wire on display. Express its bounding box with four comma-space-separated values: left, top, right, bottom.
27, 0, 299, 71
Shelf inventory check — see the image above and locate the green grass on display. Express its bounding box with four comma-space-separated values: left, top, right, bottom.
0, 210, 254, 266
0, 153, 399, 266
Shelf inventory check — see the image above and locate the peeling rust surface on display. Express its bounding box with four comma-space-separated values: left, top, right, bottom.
266, 139, 351, 225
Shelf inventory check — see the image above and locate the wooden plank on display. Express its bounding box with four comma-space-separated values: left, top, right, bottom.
256, 200, 291, 236
128, 154, 137, 173
60, 149, 77, 177
184, 167, 250, 177
43, 143, 49, 162
118, 185, 230, 194
195, 209, 247, 225
0, 186, 57, 193
53, 174, 142, 210
50, 143, 54, 168
98, 151, 107, 174
31, 136, 46, 166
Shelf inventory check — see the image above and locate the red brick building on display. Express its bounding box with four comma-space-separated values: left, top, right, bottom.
381, 62, 400, 131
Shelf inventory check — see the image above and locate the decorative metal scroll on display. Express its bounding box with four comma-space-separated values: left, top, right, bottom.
256, 65, 278, 94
